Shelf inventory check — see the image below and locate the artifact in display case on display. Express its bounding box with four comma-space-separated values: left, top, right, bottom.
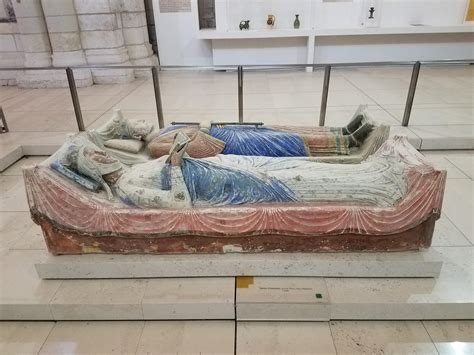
267, 14, 276, 28
294, 14, 300, 29
239, 20, 250, 30
361, 0, 381, 27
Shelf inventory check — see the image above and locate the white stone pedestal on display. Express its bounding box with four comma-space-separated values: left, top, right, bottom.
35, 251, 443, 279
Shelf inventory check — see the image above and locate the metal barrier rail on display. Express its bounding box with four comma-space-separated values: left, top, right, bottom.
0, 59, 472, 131
0, 106, 8, 133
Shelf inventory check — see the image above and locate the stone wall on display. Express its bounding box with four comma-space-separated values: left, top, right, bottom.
0, 0, 158, 87
0, 0, 23, 85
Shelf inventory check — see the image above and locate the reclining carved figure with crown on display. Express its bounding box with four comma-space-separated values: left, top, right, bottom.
23, 108, 446, 254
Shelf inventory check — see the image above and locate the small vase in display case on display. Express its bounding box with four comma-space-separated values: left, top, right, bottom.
294, 14, 300, 29
267, 15, 275, 28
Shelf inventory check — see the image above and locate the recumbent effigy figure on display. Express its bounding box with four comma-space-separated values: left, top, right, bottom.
24, 117, 446, 253
83, 106, 389, 167
147, 106, 376, 159
58, 131, 406, 210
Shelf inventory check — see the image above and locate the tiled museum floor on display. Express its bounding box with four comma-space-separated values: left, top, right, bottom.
0, 65, 473, 354
0, 65, 473, 150
0, 152, 472, 354
0, 319, 472, 354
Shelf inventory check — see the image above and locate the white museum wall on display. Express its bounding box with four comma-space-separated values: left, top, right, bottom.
314, 33, 474, 64
152, 0, 473, 66
152, 0, 213, 65
379, 0, 468, 27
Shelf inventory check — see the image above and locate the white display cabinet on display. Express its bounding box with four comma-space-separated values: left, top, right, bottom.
154, 0, 473, 66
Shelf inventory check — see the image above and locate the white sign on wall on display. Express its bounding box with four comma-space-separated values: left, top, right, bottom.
159, 0, 191, 13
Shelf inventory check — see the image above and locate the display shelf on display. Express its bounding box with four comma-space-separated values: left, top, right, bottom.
198, 24, 472, 40
315, 24, 473, 36
196, 28, 312, 39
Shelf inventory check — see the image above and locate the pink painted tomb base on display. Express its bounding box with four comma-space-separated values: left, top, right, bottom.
34, 212, 437, 255
24, 137, 447, 255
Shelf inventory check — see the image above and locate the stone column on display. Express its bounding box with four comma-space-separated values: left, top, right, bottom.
74, 0, 134, 84
120, 0, 158, 78
0, 19, 23, 86
11, 0, 54, 87
40, 0, 92, 87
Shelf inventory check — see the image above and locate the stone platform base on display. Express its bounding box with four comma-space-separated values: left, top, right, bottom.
35, 251, 443, 279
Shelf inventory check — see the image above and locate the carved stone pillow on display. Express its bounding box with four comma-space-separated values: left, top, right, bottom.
104, 139, 144, 153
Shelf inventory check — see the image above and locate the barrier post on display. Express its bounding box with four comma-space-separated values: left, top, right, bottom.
319, 65, 331, 126
151, 66, 165, 129
66, 67, 85, 131
402, 61, 421, 127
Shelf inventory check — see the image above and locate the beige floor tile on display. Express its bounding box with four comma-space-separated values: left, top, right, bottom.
39, 321, 144, 354
423, 321, 474, 355
0, 250, 61, 319
237, 322, 336, 354
442, 179, 473, 243
5, 111, 104, 132
445, 153, 474, 179
10, 223, 46, 250
327, 90, 377, 107
331, 321, 438, 354
0, 175, 29, 212
422, 152, 470, 179
418, 247, 474, 304
418, 75, 472, 91
431, 213, 472, 247
325, 247, 473, 319
50, 279, 148, 320
136, 320, 234, 355
363, 89, 442, 105
160, 77, 236, 96
0, 87, 32, 101
5, 92, 121, 113
243, 93, 274, 109
0, 131, 68, 147
0, 211, 34, 250
270, 92, 321, 109
385, 106, 473, 126
274, 108, 322, 126
422, 88, 473, 105
346, 75, 412, 91
0, 156, 48, 175
0, 321, 54, 355
76, 80, 143, 97
142, 278, 235, 319
244, 78, 272, 94
114, 93, 165, 111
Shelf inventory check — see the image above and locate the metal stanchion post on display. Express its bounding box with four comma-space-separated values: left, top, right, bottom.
319, 65, 331, 127
66, 67, 85, 131
402, 61, 421, 127
151, 66, 165, 129
238, 65, 243, 123
0, 106, 8, 133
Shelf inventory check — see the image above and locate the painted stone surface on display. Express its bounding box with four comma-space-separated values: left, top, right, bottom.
23, 134, 446, 254
148, 105, 390, 160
